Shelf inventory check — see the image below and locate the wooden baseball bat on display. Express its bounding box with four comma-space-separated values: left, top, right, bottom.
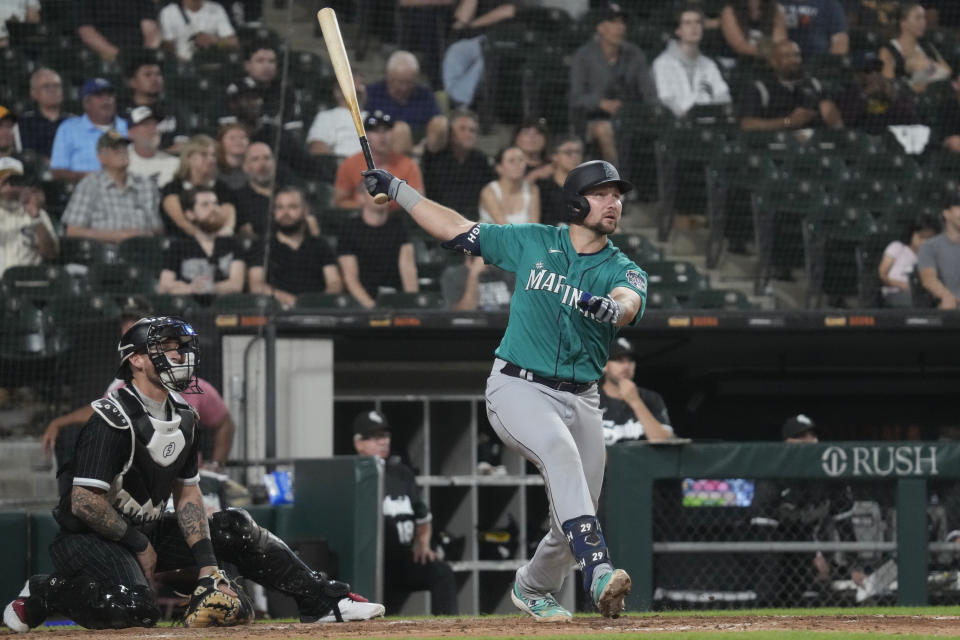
317, 8, 388, 205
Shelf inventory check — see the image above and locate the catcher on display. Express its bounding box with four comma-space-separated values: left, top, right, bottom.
3, 316, 384, 632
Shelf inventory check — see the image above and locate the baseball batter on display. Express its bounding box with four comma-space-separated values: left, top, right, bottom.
4, 316, 384, 632
363, 160, 647, 621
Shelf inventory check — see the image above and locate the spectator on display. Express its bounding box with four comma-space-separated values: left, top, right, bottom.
365, 50, 442, 153
217, 122, 250, 190
654, 5, 732, 118
421, 108, 493, 220
307, 72, 367, 158
248, 186, 342, 308
844, 0, 898, 28
878, 213, 939, 307
512, 117, 552, 183
234, 141, 277, 239
18, 68, 71, 160
739, 40, 843, 131
479, 146, 540, 225
780, 0, 849, 56
61, 130, 162, 244
0, 0, 37, 48
917, 195, 960, 309
0, 157, 57, 277
939, 72, 960, 154
599, 337, 675, 445
442, 0, 517, 109
126, 106, 178, 188
122, 52, 188, 151
0, 104, 17, 161
570, 3, 657, 167
879, 2, 951, 94
334, 111, 423, 211
50, 78, 128, 183
41, 297, 237, 473
157, 185, 246, 295
719, 0, 788, 59
338, 185, 418, 309
159, 0, 238, 62
225, 39, 301, 134
351, 410, 458, 615
77, 0, 159, 61
536, 135, 584, 227
397, 0, 454, 88
835, 55, 919, 134
161, 134, 236, 238
441, 255, 514, 311
220, 0, 261, 26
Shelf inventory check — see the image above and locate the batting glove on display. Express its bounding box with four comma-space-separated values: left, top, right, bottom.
578, 292, 622, 325
362, 169, 405, 200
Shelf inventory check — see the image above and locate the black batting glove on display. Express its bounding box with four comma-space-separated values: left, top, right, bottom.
362, 169, 405, 201
578, 292, 622, 325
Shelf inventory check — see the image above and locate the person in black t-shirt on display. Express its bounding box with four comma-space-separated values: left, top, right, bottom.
352, 410, 458, 615
598, 337, 676, 445
835, 55, 920, 134
536, 135, 585, 228
121, 53, 188, 151
157, 186, 246, 296
161, 135, 237, 239
421, 109, 494, 221
18, 69, 73, 160
222, 40, 301, 134
234, 142, 287, 239
739, 40, 843, 131
77, 0, 159, 61
248, 186, 342, 308
337, 187, 418, 309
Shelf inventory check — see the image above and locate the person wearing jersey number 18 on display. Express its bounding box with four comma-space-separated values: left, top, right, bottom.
363, 159, 647, 621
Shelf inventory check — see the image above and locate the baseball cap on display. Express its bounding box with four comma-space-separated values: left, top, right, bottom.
364, 110, 393, 130
353, 410, 391, 440
225, 76, 259, 98
80, 77, 115, 99
946, 190, 960, 208
608, 336, 635, 360
515, 116, 549, 137
596, 2, 627, 24
0, 104, 16, 123
782, 414, 817, 440
97, 129, 130, 151
128, 105, 157, 127
0, 156, 24, 179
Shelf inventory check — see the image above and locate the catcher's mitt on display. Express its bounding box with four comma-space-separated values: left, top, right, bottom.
181, 568, 254, 628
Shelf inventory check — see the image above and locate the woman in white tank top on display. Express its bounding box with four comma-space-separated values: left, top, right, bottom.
479, 146, 541, 225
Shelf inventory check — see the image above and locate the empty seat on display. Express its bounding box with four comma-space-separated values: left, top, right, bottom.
46, 294, 120, 323
210, 293, 279, 313
88, 263, 157, 296
1, 265, 87, 302
59, 237, 117, 269
609, 233, 662, 263
683, 289, 755, 310
295, 293, 360, 310
117, 236, 170, 277
643, 261, 708, 303
150, 294, 199, 318
376, 292, 446, 310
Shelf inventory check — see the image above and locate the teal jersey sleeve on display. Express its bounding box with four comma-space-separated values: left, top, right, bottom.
608, 255, 648, 326
478, 223, 546, 272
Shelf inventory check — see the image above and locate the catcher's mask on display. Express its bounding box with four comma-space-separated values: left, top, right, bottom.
117, 316, 200, 393
562, 160, 633, 223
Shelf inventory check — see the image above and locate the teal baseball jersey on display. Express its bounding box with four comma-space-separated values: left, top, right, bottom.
480, 223, 648, 382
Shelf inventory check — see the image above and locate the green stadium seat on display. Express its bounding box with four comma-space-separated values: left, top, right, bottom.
59, 237, 117, 269
88, 263, 157, 297
609, 233, 663, 263
802, 206, 882, 307
809, 129, 884, 160
683, 289, 755, 310
150, 294, 200, 318
643, 289, 682, 310
643, 261, 708, 303
781, 151, 853, 187
0, 300, 67, 360
1, 265, 88, 303
855, 233, 898, 308
46, 293, 121, 324
295, 293, 361, 310
117, 236, 170, 277
376, 292, 446, 310
210, 293, 280, 313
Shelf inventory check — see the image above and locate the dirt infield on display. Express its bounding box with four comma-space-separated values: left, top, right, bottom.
6, 614, 960, 638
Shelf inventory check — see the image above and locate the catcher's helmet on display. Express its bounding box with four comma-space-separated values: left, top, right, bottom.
117, 316, 200, 393
562, 160, 633, 222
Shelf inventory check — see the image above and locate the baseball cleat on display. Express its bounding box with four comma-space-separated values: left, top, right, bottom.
510, 582, 572, 623
312, 593, 385, 623
592, 568, 631, 618
3, 581, 32, 633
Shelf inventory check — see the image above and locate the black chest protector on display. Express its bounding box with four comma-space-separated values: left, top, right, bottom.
57, 386, 198, 532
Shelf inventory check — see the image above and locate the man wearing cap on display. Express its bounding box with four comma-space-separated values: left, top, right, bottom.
122, 53, 188, 152
334, 110, 423, 211
225, 39, 301, 134
351, 410, 458, 615
127, 106, 179, 188
0, 156, 58, 278
18, 69, 73, 161
61, 130, 163, 245
570, 3, 657, 167
918, 195, 960, 309
50, 78, 128, 183
599, 337, 675, 444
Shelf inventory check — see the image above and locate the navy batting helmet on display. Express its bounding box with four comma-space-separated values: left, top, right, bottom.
562, 160, 633, 222
117, 316, 200, 393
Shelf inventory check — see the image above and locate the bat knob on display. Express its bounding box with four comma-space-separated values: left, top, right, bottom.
373, 193, 389, 205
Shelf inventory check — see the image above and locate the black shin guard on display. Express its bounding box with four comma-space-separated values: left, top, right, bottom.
37, 575, 159, 630
210, 508, 350, 622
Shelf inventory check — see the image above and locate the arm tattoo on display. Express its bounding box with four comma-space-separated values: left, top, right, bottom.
176, 498, 210, 546
71, 486, 127, 541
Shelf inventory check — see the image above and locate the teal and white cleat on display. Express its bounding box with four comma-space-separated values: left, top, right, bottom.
510, 582, 572, 623
592, 568, 631, 618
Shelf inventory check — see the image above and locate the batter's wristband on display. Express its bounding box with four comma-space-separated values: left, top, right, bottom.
191, 538, 218, 568
119, 524, 149, 553
394, 181, 424, 212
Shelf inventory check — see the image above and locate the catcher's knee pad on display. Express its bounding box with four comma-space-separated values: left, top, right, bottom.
561, 515, 611, 593
44, 576, 159, 630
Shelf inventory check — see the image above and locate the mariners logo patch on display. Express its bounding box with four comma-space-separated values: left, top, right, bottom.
626, 269, 647, 293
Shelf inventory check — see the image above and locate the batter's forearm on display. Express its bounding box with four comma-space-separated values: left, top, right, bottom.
610, 288, 642, 326
71, 485, 128, 540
